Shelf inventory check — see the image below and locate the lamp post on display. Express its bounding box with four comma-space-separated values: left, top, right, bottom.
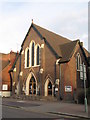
82, 63, 88, 112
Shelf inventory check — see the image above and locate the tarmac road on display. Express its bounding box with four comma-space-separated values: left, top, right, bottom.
1, 98, 89, 120
2, 105, 77, 119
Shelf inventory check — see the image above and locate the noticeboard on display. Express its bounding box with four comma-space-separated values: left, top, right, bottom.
2, 84, 8, 90
65, 86, 72, 92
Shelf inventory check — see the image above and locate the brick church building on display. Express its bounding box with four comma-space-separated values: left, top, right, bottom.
9, 22, 90, 102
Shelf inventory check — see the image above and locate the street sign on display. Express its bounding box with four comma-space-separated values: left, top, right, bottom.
80, 64, 86, 80
2, 84, 8, 90
65, 86, 72, 92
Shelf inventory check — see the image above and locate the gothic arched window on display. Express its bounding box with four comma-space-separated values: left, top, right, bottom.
32, 42, 35, 66
76, 53, 81, 70
37, 46, 40, 65
27, 49, 29, 67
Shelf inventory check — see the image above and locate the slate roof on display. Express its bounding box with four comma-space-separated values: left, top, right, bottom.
33, 24, 72, 57
32, 24, 89, 63
59, 40, 78, 62
12, 23, 89, 70
21, 23, 72, 58
83, 48, 90, 57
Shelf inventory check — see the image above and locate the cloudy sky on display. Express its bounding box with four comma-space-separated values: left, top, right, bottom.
0, 0, 89, 53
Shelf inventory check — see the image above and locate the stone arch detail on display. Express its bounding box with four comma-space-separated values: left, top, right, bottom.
44, 78, 53, 96
26, 72, 37, 95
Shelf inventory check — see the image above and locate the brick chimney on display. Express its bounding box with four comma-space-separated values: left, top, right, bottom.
80, 42, 83, 47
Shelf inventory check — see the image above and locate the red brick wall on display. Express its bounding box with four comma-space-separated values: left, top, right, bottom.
13, 28, 88, 102
60, 43, 88, 101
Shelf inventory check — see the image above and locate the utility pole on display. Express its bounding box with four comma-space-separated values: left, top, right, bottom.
59, 64, 61, 100
83, 63, 88, 113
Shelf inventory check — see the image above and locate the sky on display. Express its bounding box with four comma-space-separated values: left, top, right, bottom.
0, 0, 89, 53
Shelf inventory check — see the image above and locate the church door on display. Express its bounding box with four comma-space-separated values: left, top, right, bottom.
48, 81, 52, 95
29, 76, 36, 95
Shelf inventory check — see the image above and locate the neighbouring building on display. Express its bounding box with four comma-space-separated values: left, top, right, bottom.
0, 51, 18, 97
9, 22, 90, 102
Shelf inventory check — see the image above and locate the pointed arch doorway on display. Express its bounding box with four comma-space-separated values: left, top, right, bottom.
29, 76, 36, 95
48, 81, 52, 95
45, 79, 53, 96
26, 72, 37, 96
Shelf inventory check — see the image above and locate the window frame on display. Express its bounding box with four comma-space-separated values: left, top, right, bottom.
35, 44, 40, 66
25, 47, 30, 68
76, 53, 82, 71
27, 49, 29, 67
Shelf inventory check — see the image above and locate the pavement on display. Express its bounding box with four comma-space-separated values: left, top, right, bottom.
2, 97, 90, 119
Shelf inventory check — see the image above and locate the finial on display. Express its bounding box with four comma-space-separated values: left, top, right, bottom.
32, 19, 33, 23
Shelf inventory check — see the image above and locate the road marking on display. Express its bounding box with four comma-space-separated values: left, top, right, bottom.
16, 100, 26, 103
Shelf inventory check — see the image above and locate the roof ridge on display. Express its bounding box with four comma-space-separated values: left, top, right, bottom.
32, 23, 61, 58
9, 53, 19, 73
21, 23, 73, 58
59, 39, 78, 46
60, 40, 78, 63
33, 23, 72, 41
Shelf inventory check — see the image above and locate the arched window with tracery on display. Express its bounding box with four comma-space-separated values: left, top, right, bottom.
27, 49, 29, 67
31, 42, 35, 66
29, 76, 36, 95
25, 47, 29, 68
76, 53, 81, 70
37, 45, 40, 65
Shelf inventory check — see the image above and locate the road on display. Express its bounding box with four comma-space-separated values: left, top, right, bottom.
2, 105, 60, 118
2, 105, 77, 119
1, 98, 89, 120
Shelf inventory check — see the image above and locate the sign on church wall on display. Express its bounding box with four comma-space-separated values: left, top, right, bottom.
65, 86, 72, 92
2, 84, 8, 90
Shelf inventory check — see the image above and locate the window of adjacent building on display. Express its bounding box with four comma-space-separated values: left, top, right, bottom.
76, 53, 81, 70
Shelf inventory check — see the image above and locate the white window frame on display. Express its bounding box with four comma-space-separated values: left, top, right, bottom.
76, 53, 82, 71
30, 40, 35, 67
35, 44, 40, 66
25, 40, 41, 68
25, 47, 29, 68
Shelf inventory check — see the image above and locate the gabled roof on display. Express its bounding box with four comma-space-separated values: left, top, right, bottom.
21, 23, 71, 58
15, 23, 89, 67
0, 51, 17, 73
83, 48, 90, 58
1, 63, 11, 82
60, 40, 78, 63
33, 24, 72, 57
32, 24, 90, 63
2, 60, 10, 71
9, 53, 19, 72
